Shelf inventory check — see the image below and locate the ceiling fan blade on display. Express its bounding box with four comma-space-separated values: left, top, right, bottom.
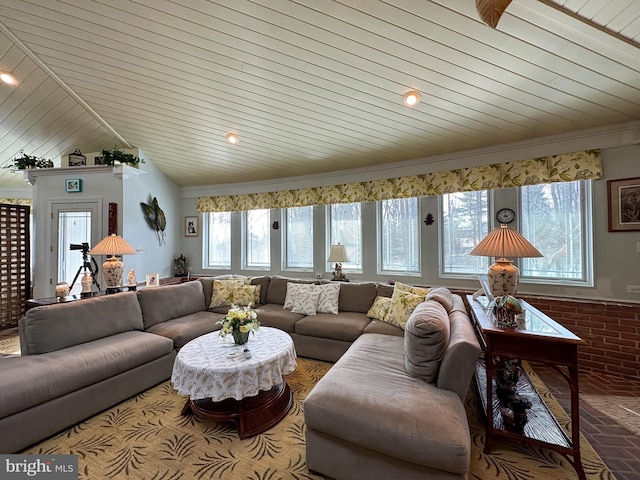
476, 0, 512, 28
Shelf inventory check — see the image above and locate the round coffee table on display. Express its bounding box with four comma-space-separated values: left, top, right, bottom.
171, 327, 297, 438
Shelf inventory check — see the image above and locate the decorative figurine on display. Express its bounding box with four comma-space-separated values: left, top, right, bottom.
55, 282, 70, 300
174, 254, 188, 276
127, 268, 137, 286
81, 271, 93, 297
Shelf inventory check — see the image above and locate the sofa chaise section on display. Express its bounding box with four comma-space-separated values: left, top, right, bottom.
0, 292, 175, 453
304, 294, 481, 479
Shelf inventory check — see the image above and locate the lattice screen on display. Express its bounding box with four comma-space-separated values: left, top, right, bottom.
0, 204, 30, 329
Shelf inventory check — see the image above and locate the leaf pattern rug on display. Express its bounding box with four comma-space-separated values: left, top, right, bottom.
24, 358, 613, 480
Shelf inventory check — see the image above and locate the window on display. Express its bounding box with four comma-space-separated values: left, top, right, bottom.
379, 198, 419, 273
243, 209, 270, 269
520, 180, 592, 284
328, 203, 362, 271
206, 212, 231, 269
284, 206, 313, 270
441, 191, 489, 276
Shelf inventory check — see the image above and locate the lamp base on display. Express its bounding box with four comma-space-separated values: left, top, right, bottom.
102, 256, 124, 294
488, 258, 519, 297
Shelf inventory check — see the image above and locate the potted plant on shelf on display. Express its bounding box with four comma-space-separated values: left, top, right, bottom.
6, 152, 53, 169
100, 148, 143, 167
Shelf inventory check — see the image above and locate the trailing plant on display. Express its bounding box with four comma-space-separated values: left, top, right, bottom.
140, 196, 166, 246
101, 148, 143, 167
6, 153, 53, 169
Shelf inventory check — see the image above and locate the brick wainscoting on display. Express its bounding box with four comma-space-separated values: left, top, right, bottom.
460, 289, 640, 382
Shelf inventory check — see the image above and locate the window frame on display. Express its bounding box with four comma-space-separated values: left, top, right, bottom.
282, 205, 314, 272
204, 211, 232, 270
241, 209, 271, 271
376, 197, 421, 276
326, 202, 363, 274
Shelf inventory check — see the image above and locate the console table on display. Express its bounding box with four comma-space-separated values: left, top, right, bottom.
467, 295, 586, 480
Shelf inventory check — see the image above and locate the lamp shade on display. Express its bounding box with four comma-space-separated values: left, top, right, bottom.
89, 234, 137, 292
469, 225, 542, 259
89, 234, 137, 256
327, 243, 350, 263
469, 225, 542, 297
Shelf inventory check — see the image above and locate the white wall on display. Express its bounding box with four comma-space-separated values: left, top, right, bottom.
122, 150, 181, 281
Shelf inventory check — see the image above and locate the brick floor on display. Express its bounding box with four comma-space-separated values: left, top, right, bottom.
534, 363, 640, 480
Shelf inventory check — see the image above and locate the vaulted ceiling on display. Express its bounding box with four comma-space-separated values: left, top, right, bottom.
0, 0, 639, 189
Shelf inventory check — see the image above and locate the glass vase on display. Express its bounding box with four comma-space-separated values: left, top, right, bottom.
232, 330, 250, 345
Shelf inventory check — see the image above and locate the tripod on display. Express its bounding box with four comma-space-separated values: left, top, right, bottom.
69, 252, 101, 295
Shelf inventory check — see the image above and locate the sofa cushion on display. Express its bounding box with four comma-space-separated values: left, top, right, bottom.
385, 288, 424, 328
254, 304, 305, 333
295, 312, 371, 342
425, 287, 454, 312
337, 282, 377, 313
304, 333, 471, 475
375, 283, 395, 298
145, 311, 224, 349
250, 276, 271, 304
19, 292, 144, 355
138, 281, 207, 329
404, 300, 450, 383
363, 319, 404, 337
0, 331, 174, 418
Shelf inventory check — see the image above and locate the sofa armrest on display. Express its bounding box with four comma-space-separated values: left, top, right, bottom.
436, 308, 481, 402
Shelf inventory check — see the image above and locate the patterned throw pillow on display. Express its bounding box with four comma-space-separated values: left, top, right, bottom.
315, 283, 340, 314
284, 283, 314, 310
395, 281, 431, 298
291, 289, 321, 315
244, 277, 261, 305
385, 288, 424, 328
210, 279, 257, 308
367, 296, 392, 321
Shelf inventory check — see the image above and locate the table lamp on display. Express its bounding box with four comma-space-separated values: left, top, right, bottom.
89, 234, 137, 294
328, 243, 350, 281
469, 224, 542, 297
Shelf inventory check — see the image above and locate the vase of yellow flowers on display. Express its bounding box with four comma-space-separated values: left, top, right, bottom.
217, 304, 260, 345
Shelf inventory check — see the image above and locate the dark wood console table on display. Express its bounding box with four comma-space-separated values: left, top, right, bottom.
467, 295, 586, 480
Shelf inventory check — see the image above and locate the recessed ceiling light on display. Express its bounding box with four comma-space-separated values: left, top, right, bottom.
0, 72, 18, 85
403, 91, 420, 107
226, 133, 239, 144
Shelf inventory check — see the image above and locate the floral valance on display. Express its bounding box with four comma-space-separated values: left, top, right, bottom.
197, 149, 602, 213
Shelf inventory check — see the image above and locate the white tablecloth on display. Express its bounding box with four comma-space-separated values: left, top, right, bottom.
171, 327, 297, 401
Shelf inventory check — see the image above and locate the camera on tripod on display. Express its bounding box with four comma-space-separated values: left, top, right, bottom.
69, 242, 100, 294
70, 242, 90, 255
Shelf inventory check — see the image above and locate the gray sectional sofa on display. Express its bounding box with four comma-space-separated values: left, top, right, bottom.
0, 274, 480, 479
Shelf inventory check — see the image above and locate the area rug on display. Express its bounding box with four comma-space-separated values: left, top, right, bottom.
0, 336, 20, 355
24, 358, 614, 480
583, 394, 640, 437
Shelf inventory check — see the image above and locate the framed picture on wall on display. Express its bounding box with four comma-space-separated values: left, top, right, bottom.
185, 216, 198, 237
608, 177, 640, 232
65, 178, 82, 193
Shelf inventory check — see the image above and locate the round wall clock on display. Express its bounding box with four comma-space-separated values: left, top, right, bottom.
496, 207, 515, 224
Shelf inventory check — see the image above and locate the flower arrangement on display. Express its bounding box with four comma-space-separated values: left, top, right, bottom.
6, 152, 53, 169
100, 148, 143, 167
217, 304, 260, 345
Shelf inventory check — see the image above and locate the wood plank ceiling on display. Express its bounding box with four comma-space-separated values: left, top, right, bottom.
0, 0, 638, 189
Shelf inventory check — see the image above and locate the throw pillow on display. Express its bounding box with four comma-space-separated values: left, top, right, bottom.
315, 283, 340, 314
209, 279, 257, 308
244, 277, 261, 305
395, 281, 431, 297
283, 283, 314, 310
425, 287, 454, 312
404, 300, 451, 383
291, 289, 320, 315
385, 288, 424, 328
367, 295, 392, 322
